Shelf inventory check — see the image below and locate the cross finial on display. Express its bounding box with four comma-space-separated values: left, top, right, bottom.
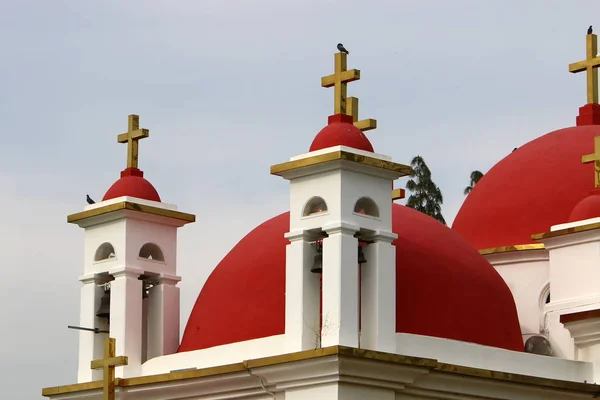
91, 338, 128, 400
569, 32, 600, 104
582, 136, 600, 188
321, 52, 361, 114
117, 114, 149, 169
346, 97, 377, 132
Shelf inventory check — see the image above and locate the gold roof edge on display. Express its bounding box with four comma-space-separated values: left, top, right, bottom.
67, 201, 196, 224
479, 243, 546, 255
42, 345, 599, 396
270, 150, 412, 177
532, 221, 600, 240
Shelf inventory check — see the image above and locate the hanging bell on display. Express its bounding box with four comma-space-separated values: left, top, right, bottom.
311, 253, 323, 274
358, 245, 367, 265
96, 289, 111, 320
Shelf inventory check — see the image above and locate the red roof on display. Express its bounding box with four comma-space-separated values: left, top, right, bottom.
103, 168, 161, 202
179, 204, 523, 353
310, 114, 374, 152
453, 120, 600, 249
569, 189, 600, 222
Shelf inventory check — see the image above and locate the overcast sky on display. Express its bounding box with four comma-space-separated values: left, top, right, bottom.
1, 1, 599, 398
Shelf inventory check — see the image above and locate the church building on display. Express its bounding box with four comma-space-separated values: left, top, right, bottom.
42, 32, 600, 399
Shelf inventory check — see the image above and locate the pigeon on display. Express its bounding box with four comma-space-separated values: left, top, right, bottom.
86, 194, 95, 204
337, 43, 349, 55
589, 25, 593, 35
512, 147, 518, 152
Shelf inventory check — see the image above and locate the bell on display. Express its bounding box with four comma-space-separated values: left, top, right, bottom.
311, 253, 323, 274
96, 289, 111, 320
358, 246, 367, 264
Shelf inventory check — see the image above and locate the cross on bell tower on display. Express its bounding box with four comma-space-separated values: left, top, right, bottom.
117, 114, 149, 169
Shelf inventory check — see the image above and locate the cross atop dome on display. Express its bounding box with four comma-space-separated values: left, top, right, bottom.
321, 49, 376, 132
117, 114, 149, 169
569, 31, 600, 104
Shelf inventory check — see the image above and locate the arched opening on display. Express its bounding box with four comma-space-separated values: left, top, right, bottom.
539, 283, 551, 311
139, 243, 165, 262
354, 197, 379, 218
303, 196, 328, 217
94, 242, 116, 262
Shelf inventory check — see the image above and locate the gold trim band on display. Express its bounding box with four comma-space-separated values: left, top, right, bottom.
67, 201, 196, 224
270, 151, 412, 177
532, 221, 600, 241
479, 244, 546, 256
42, 345, 598, 397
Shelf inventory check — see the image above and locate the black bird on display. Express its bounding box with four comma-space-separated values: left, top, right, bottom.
589, 25, 593, 35
86, 194, 95, 204
513, 147, 518, 152
337, 43, 349, 55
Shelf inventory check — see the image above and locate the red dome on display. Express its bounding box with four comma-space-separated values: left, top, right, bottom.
179, 204, 523, 353
103, 168, 161, 202
569, 189, 600, 222
453, 124, 600, 250
310, 114, 374, 152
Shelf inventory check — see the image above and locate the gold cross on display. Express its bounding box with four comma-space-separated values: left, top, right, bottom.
91, 338, 128, 400
117, 115, 149, 169
321, 52, 360, 114
346, 97, 377, 132
582, 136, 600, 187
569, 33, 600, 104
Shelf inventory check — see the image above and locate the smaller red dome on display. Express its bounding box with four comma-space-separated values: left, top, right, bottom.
310, 114, 374, 152
103, 168, 161, 202
569, 189, 600, 222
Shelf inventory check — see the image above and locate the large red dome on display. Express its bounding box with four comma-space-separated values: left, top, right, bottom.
179, 204, 523, 353
453, 124, 600, 250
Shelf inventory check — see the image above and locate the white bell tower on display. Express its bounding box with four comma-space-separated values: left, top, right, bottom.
271, 51, 411, 354
68, 115, 195, 382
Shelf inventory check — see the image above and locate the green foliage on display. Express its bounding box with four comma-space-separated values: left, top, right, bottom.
463, 170, 484, 195
406, 156, 446, 225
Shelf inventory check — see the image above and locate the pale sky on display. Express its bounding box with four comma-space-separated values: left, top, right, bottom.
1, 1, 599, 398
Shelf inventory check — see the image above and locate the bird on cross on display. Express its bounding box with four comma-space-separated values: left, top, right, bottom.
337, 43, 349, 54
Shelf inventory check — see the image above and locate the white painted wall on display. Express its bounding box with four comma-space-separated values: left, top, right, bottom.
138, 331, 593, 385
141, 334, 287, 375
484, 250, 550, 339
396, 333, 593, 383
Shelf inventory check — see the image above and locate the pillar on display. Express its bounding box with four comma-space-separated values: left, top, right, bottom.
360, 231, 397, 352
147, 274, 181, 359
77, 275, 106, 383
321, 222, 360, 348
285, 230, 321, 352
109, 267, 143, 378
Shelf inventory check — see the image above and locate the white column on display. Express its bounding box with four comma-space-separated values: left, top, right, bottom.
77, 275, 105, 383
285, 230, 321, 352
147, 274, 181, 359
360, 231, 398, 353
321, 223, 360, 348
109, 267, 143, 378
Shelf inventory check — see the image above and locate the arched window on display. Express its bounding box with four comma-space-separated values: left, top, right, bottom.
539, 283, 551, 311
354, 197, 379, 218
303, 196, 328, 217
139, 243, 165, 262
94, 242, 116, 262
